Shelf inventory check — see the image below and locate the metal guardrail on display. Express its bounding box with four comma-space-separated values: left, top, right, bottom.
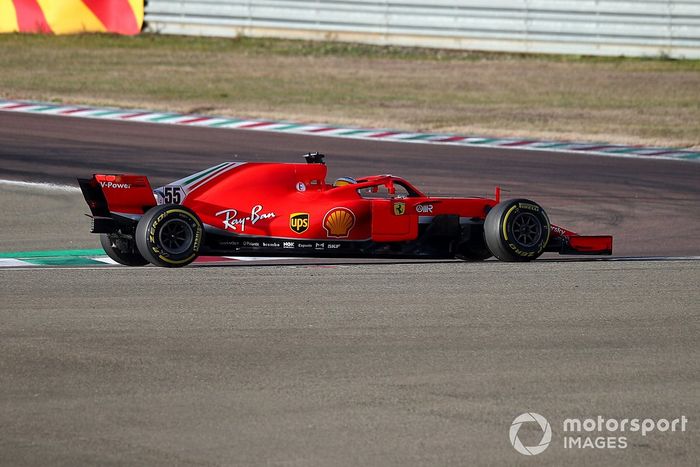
144, 1, 700, 58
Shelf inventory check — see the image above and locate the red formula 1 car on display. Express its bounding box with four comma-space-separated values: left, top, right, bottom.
78, 153, 612, 267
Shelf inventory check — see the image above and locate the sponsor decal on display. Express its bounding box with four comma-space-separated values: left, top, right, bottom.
262, 242, 281, 248
296, 181, 306, 192
297, 242, 313, 248
393, 202, 406, 216
508, 244, 537, 257
192, 217, 202, 252
283, 241, 295, 249
242, 241, 260, 247
323, 207, 356, 238
217, 240, 241, 247
416, 204, 434, 213
315, 242, 325, 250
290, 212, 310, 234
551, 225, 567, 237
216, 205, 276, 232
100, 181, 131, 189
518, 202, 540, 212
327, 243, 341, 249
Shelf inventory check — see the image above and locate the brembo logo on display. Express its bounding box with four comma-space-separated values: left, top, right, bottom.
100, 181, 131, 189
510, 413, 552, 456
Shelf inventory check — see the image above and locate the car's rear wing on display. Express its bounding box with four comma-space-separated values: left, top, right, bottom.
78, 174, 157, 233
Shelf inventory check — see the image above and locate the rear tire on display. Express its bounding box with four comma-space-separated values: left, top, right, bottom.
135, 204, 203, 268
100, 233, 148, 266
484, 199, 550, 262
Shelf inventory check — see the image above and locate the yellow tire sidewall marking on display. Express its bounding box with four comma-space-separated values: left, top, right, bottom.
501, 205, 518, 242
151, 208, 203, 264
502, 203, 550, 256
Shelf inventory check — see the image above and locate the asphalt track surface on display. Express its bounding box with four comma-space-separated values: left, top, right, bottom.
1, 111, 699, 256
1, 112, 699, 466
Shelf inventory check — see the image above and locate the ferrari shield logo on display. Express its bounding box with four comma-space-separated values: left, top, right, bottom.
290, 213, 309, 234
393, 202, 406, 216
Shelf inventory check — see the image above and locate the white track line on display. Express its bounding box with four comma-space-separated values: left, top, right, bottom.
90, 257, 119, 265
0, 259, 34, 267
0, 179, 80, 192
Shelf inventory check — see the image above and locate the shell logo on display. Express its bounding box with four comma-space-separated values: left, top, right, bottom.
323, 207, 356, 238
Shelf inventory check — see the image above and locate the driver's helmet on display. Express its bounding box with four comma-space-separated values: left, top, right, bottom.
333, 176, 357, 187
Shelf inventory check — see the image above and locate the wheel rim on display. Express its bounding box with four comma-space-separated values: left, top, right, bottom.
158, 218, 194, 255
511, 212, 542, 248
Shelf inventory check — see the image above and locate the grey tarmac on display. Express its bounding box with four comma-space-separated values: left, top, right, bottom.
0, 112, 698, 466
1, 260, 699, 466
1, 111, 699, 256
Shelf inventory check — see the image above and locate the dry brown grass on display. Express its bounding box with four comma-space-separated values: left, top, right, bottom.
2, 34, 699, 148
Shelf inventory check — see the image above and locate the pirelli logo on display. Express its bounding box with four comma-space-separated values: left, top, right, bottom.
290, 213, 309, 234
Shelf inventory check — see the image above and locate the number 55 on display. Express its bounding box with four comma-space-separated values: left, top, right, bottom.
163, 186, 182, 204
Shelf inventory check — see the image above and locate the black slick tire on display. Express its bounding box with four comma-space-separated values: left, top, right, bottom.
484, 199, 550, 262
135, 204, 203, 268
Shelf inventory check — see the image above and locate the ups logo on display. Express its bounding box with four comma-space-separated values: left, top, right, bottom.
290, 213, 310, 234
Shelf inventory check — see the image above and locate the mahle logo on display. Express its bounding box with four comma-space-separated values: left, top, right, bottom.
290, 213, 309, 234
510, 413, 552, 456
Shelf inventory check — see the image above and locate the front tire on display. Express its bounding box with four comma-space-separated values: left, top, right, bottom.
100, 233, 148, 266
135, 204, 203, 268
484, 199, 550, 262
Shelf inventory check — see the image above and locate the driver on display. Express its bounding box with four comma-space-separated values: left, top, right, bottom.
333, 176, 357, 187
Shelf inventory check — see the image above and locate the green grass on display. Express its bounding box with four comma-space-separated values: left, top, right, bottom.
1, 33, 699, 148
5, 33, 699, 66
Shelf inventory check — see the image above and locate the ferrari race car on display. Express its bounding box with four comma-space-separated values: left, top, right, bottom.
78, 153, 612, 267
